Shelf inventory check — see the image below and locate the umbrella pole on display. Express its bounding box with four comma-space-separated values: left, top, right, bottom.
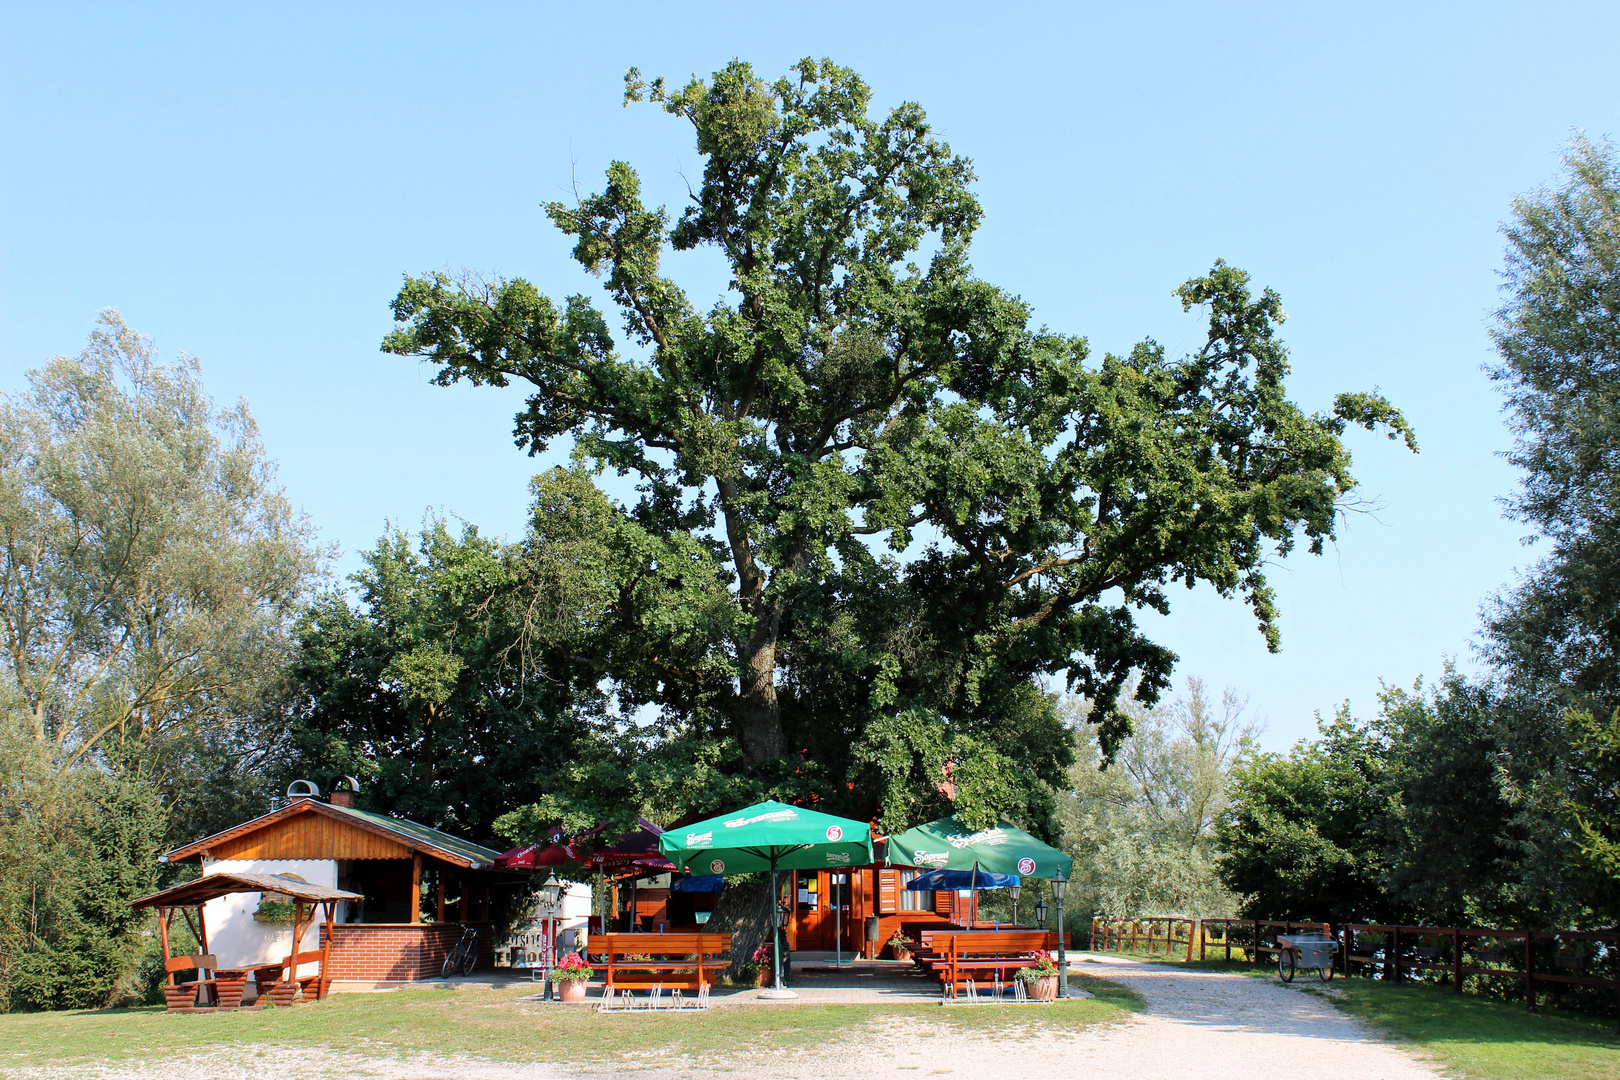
835, 871, 842, 967
970, 862, 979, 928
770, 866, 782, 990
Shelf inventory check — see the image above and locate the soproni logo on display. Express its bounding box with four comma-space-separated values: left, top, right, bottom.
709, 859, 726, 874
685, 830, 714, 847
945, 827, 1009, 850
825, 825, 843, 842
824, 851, 851, 865
914, 850, 950, 868
1017, 857, 1036, 875
723, 809, 799, 828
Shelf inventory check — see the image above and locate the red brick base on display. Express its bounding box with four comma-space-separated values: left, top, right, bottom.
323, 923, 494, 981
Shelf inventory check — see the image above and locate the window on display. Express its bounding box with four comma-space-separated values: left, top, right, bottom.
899, 869, 932, 911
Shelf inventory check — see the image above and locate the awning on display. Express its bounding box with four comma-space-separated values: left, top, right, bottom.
904, 868, 1019, 891
671, 874, 725, 893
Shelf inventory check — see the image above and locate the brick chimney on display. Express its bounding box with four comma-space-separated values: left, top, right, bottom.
329, 775, 360, 809
330, 789, 354, 808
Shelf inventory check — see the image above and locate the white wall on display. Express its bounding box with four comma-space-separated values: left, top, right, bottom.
201, 858, 334, 976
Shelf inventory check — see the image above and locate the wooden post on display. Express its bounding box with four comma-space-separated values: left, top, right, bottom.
1131, 919, 1139, 954
1391, 927, 1401, 984
1343, 926, 1352, 977
436, 867, 446, 924
1526, 933, 1536, 1013
319, 901, 335, 1000
1225, 920, 1232, 963
1252, 920, 1260, 965
1453, 928, 1463, 993
158, 908, 175, 988
411, 853, 423, 924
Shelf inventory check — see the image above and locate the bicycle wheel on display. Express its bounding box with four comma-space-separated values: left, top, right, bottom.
1278, 948, 1296, 983
441, 950, 458, 979
460, 940, 478, 976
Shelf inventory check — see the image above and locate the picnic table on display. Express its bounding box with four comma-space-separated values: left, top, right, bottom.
591, 932, 732, 992
914, 929, 1057, 997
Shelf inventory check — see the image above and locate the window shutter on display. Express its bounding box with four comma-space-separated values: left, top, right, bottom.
933, 889, 953, 917
878, 869, 899, 914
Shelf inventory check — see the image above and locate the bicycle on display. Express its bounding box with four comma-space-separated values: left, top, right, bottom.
442, 926, 480, 978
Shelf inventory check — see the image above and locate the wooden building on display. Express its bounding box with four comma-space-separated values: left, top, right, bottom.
161, 787, 508, 984
787, 867, 982, 956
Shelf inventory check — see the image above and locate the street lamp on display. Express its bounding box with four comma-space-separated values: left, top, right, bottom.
1007, 883, 1022, 925
1035, 897, 1047, 925
1051, 869, 1069, 998
540, 873, 562, 1000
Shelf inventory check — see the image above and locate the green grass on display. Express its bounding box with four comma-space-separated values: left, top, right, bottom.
0, 971, 1139, 1074
1132, 956, 1620, 1080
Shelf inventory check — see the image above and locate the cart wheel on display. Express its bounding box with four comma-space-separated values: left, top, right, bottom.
1317, 962, 1334, 983
1278, 948, 1296, 983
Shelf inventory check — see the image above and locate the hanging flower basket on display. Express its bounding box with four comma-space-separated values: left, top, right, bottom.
253, 899, 296, 925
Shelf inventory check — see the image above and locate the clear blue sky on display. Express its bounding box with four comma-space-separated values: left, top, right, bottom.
4, 2, 1617, 751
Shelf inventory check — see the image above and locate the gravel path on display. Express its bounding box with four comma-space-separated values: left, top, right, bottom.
15, 955, 1443, 1080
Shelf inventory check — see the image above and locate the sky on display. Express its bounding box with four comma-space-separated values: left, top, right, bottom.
4, 2, 1618, 752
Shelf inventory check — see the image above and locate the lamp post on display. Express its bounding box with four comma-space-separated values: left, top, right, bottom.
1008, 883, 1022, 926
1051, 869, 1069, 998
1035, 897, 1047, 925
540, 873, 562, 1001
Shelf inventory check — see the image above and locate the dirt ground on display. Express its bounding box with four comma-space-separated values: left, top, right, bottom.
17, 955, 1443, 1079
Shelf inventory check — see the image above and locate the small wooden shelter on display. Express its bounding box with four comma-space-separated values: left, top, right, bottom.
159, 786, 508, 983
132, 872, 361, 1011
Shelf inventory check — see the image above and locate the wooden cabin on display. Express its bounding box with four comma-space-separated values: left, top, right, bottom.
787, 867, 981, 956
161, 788, 508, 985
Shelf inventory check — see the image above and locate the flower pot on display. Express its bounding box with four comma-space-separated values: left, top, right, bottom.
892, 947, 912, 964
557, 979, 587, 1003
1027, 975, 1058, 1000
754, 967, 771, 987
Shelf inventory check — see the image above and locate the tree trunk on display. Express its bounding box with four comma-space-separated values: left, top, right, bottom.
703, 876, 775, 979
737, 610, 785, 765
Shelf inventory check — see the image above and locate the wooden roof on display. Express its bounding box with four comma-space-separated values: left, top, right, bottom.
132, 871, 363, 909
161, 799, 503, 869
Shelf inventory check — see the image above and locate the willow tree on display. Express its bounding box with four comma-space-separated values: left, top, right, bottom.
383, 59, 1412, 821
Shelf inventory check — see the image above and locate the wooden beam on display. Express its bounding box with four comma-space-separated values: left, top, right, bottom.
411, 853, 422, 924
319, 901, 335, 999
157, 908, 174, 987
435, 865, 445, 923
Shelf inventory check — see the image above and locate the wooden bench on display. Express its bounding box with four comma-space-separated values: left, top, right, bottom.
257, 949, 328, 1007
592, 933, 732, 992
930, 931, 1057, 997
161, 954, 249, 1012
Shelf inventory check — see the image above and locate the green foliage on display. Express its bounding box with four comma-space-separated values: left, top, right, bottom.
381, 59, 1410, 835
1061, 679, 1253, 918
0, 733, 165, 1011
1562, 708, 1620, 914
0, 311, 319, 774
1216, 706, 1391, 926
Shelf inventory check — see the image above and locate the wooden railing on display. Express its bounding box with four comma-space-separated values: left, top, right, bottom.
1197, 919, 1331, 964
1090, 916, 1198, 961
1341, 924, 1620, 1025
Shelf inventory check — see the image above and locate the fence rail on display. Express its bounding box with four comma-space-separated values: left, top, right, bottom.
1341, 924, 1620, 1025
1091, 914, 1620, 1027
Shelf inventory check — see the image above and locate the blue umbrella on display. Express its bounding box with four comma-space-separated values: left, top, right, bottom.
671, 874, 725, 893
904, 869, 1020, 891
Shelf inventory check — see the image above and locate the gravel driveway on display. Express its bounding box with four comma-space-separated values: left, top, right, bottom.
18, 955, 1443, 1080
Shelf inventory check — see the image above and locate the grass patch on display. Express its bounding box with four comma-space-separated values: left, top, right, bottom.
0, 973, 1140, 1074
1145, 956, 1620, 1080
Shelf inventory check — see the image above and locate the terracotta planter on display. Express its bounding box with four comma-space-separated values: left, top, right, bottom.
1026, 975, 1058, 1000
892, 947, 912, 964
754, 967, 771, 987
557, 979, 588, 1003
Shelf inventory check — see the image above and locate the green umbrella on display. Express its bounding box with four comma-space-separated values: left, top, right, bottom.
884, 816, 1073, 879
659, 800, 873, 995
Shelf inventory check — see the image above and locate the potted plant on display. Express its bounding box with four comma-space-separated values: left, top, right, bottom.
253, 898, 296, 925
1016, 950, 1060, 1000
750, 943, 773, 986
888, 931, 916, 963
551, 952, 593, 1002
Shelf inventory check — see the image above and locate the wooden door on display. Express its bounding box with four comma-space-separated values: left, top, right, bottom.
792, 871, 826, 949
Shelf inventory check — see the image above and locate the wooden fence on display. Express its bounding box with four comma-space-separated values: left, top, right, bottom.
1196, 919, 1332, 964
1090, 917, 1198, 960
1342, 924, 1620, 1025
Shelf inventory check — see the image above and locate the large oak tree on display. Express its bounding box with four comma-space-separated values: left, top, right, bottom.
382, 59, 1412, 827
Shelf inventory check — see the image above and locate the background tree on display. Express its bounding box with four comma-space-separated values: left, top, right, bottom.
382, 58, 1412, 834
0, 313, 319, 1010
1059, 677, 1255, 920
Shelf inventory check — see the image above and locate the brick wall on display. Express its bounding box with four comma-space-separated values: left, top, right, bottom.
324, 923, 495, 981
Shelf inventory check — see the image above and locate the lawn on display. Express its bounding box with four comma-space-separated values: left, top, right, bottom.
1100, 952, 1620, 1080
0, 971, 1140, 1075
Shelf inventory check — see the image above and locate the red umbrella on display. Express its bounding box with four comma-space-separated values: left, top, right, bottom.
493, 840, 578, 870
